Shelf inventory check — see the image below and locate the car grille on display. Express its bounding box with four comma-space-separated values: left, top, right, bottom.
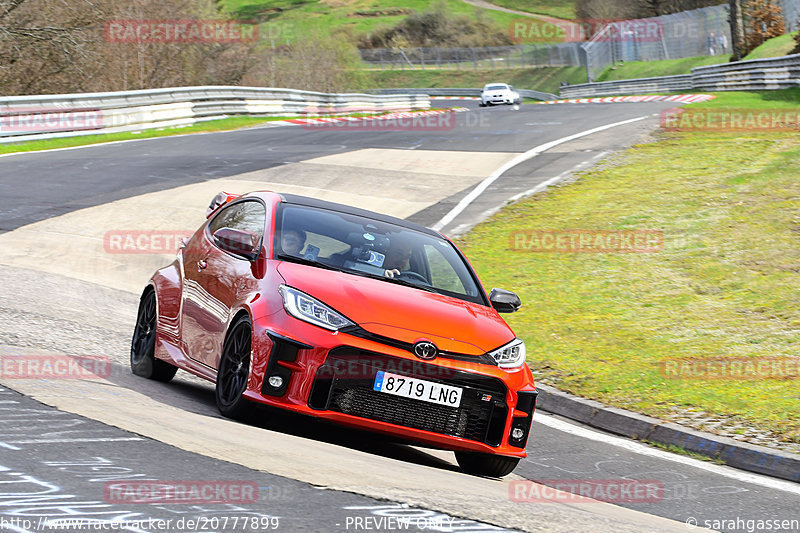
308, 348, 508, 447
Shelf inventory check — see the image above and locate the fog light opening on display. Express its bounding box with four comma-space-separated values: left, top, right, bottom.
511, 428, 525, 440
268, 375, 284, 388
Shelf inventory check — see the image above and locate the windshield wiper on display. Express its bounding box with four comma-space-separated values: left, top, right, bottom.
385, 276, 438, 293
348, 270, 438, 293
275, 254, 338, 271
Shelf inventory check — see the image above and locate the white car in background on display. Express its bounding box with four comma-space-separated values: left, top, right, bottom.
480, 83, 521, 106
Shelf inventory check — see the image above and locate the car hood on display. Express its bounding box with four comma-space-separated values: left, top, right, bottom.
277, 261, 515, 356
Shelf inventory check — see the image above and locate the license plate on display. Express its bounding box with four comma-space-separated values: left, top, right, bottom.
373, 371, 462, 408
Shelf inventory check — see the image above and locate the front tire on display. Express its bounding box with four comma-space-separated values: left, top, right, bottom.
455, 451, 520, 477
130, 289, 178, 382
215, 315, 253, 419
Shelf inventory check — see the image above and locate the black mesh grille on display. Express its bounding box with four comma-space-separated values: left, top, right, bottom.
309, 349, 508, 446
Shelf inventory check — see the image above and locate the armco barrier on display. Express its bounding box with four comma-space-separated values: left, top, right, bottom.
559, 75, 693, 98
561, 54, 800, 97
372, 87, 559, 102
691, 54, 800, 91
0, 86, 430, 143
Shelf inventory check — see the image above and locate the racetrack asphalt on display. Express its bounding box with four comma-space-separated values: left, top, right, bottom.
1, 100, 798, 533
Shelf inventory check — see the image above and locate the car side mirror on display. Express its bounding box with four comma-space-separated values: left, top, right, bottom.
212, 227, 260, 261
489, 288, 521, 313
206, 191, 239, 218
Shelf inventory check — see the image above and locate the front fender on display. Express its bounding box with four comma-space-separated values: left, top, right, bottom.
151, 258, 183, 340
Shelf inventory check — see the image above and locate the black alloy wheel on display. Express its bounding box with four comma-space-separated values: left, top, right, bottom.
215, 315, 254, 419
130, 289, 178, 382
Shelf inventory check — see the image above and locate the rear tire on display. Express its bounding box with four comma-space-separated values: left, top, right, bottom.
215, 315, 254, 419
455, 451, 520, 477
130, 289, 178, 382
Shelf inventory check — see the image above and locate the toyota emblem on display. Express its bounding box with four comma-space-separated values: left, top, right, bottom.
413, 341, 438, 360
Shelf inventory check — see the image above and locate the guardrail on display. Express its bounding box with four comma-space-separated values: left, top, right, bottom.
372, 87, 559, 101
691, 54, 800, 91
559, 75, 693, 98
0, 86, 431, 143
561, 54, 800, 98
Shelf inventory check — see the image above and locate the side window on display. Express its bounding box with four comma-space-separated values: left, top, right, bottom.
424, 244, 467, 295
208, 200, 266, 241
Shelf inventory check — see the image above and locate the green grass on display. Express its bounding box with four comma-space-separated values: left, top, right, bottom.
364, 55, 740, 96
484, 0, 576, 20
457, 89, 800, 444
368, 66, 587, 95
0, 116, 299, 154
596, 56, 726, 82
744, 32, 798, 60
0, 110, 444, 154
220, 0, 531, 40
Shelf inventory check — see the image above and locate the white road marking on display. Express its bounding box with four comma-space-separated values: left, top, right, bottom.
432, 115, 652, 231
448, 150, 612, 236
534, 413, 800, 496
0, 441, 22, 450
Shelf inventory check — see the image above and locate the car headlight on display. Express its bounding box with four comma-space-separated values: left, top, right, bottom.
278, 285, 354, 331
488, 338, 527, 368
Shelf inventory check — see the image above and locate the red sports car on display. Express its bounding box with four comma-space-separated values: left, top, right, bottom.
131, 191, 537, 477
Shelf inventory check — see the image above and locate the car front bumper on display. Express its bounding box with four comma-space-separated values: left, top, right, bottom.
245, 314, 537, 457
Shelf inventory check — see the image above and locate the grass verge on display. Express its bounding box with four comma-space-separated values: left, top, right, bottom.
744, 32, 798, 60
457, 90, 800, 445
221, 0, 529, 37
0, 116, 291, 155
0, 109, 447, 155
596, 56, 726, 82
368, 66, 587, 95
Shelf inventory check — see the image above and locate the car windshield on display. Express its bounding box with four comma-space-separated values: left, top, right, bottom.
275, 203, 485, 304
486, 84, 507, 91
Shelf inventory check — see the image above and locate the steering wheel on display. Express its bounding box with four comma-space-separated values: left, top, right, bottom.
397, 271, 430, 284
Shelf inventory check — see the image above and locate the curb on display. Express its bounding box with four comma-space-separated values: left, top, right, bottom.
538, 94, 715, 105
535, 383, 800, 483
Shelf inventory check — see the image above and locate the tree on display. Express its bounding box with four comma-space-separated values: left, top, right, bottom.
729, 0, 747, 60
742, 0, 785, 56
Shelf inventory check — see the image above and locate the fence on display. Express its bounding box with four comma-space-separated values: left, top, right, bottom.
784, 0, 800, 32
359, 44, 585, 70
583, 5, 732, 82
561, 54, 800, 97
0, 86, 430, 143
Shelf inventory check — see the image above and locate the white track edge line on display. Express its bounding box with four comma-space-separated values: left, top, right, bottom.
534, 413, 800, 495
431, 115, 652, 232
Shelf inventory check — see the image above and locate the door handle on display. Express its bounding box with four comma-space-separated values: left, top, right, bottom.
197, 259, 207, 271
